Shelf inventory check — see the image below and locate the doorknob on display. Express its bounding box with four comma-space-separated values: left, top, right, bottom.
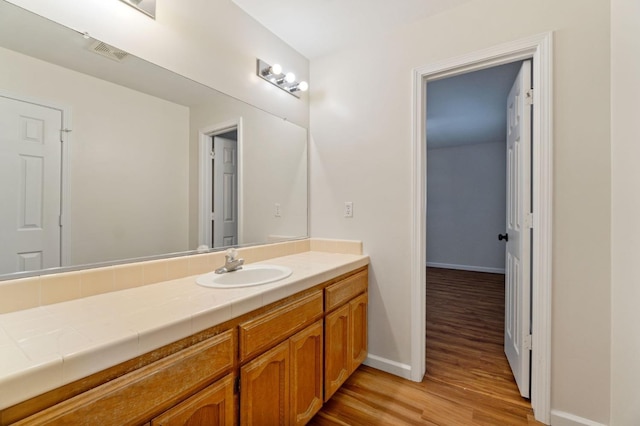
498, 233, 509, 242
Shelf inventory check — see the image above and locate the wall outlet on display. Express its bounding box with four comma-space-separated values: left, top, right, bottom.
344, 201, 353, 218
275, 203, 281, 217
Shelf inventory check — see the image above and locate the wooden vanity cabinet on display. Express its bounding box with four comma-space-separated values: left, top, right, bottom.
324, 270, 368, 402
7, 266, 368, 426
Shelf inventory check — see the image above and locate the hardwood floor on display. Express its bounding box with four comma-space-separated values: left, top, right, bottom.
309, 268, 544, 425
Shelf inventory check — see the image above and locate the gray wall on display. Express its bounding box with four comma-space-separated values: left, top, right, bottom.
426, 141, 506, 273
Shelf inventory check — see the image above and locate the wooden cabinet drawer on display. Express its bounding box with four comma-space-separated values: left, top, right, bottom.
325, 270, 368, 312
15, 329, 235, 426
239, 290, 323, 362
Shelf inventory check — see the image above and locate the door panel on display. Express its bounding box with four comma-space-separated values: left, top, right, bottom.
324, 304, 350, 402
0, 95, 62, 274
290, 321, 323, 426
213, 136, 238, 248
504, 60, 532, 398
151, 375, 235, 426
240, 340, 290, 426
349, 293, 368, 372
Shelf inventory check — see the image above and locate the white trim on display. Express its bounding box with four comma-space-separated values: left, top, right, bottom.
59, 106, 72, 267
426, 262, 505, 274
198, 118, 244, 248
550, 410, 608, 426
363, 354, 412, 380
411, 32, 553, 424
0, 90, 72, 268
409, 55, 428, 384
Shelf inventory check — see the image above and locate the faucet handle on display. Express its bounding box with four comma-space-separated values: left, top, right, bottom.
225, 248, 238, 261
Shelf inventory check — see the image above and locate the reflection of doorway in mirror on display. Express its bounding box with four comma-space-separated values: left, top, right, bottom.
0, 94, 65, 274
198, 119, 244, 251
212, 131, 238, 248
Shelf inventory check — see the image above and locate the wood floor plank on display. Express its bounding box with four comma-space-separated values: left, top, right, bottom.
309, 268, 545, 425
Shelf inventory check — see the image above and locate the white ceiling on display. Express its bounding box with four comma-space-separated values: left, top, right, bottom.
426, 61, 524, 149
231, 0, 473, 59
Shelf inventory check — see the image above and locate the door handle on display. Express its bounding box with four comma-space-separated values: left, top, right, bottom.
498, 233, 509, 242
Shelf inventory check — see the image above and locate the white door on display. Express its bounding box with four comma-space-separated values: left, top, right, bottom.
212, 136, 238, 247
0, 95, 62, 274
504, 60, 532, 398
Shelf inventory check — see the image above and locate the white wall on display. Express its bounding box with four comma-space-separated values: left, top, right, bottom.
427, 142, 506, 273
5, 0, 309, 128
0, 46, 190, 265
189, 98, 308, 247
611, 0, 640, 425
310, 0, 611, 423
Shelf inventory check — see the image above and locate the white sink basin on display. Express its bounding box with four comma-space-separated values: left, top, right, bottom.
196, 264, 293, 288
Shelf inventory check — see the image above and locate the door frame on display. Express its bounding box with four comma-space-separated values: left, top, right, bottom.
0, 90, 72, 268
410, 32, 553, 423
198, 118, 243, 248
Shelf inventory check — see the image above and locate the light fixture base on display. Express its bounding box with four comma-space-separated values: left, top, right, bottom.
256, 59, 306, 98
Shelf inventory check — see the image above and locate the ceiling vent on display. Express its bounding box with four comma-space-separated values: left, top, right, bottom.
89, 41, 129, 62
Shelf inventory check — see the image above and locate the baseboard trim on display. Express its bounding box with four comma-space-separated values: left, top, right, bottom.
550, 410, 608, 426
363, 354, 414, 381
426, 262, 505, 274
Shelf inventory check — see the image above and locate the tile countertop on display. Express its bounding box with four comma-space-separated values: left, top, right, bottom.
0, 251, 369, 410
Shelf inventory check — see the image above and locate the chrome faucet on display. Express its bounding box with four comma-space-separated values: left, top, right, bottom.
215, 248, 244, 274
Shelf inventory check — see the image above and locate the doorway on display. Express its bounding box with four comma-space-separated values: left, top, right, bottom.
410, 33, 553, 424
426, 59, 529, 391
198, 119, 243, 250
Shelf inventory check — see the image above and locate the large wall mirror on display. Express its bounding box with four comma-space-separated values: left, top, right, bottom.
0, 1, 308, 280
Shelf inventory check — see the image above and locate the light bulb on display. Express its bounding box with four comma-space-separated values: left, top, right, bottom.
297, 81, 309, 92
271, 63, 282, 75
285, 72, 296, 83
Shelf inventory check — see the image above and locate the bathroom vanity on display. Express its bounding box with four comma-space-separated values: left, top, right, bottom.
0, 242, 368, 425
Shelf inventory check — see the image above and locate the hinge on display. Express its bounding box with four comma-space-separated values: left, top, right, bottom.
524, 212, 534, 229
525, 89, 534, 106
235, 376, 240, 393
60, 128, 72, 142
524, 334, 532, 351
210, 150, 215, 159
59, 215, 63, 227
210, 212, 215, 221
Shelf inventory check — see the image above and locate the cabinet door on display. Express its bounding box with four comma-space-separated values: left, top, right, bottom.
151, 374, 235, 426
290, 320, 323, 425
349, 293, 368, 374
241, 340, 290, 426
324, 303, 350, 402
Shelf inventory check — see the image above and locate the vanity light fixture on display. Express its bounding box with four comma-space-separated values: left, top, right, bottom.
257, 59, 308, 98
119, 0, 156, 19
